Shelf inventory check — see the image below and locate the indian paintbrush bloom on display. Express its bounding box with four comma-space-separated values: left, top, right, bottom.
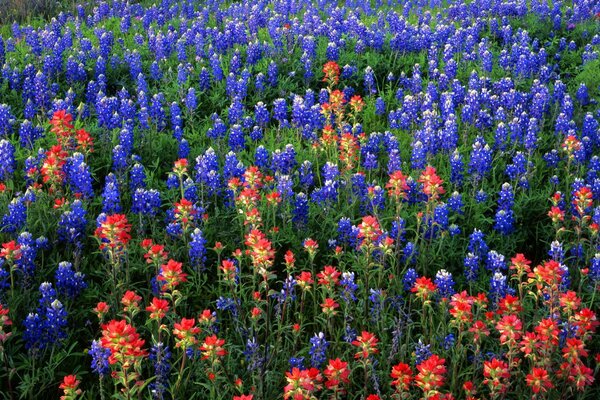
59, 375, 82, 400
352, 331, 379, 360
415, 354, 446, 396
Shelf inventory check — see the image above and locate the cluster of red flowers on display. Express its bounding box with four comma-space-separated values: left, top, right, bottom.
100, 319, 148, 368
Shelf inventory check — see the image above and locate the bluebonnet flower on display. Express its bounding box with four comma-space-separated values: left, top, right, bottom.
288, 356, 305, 371
292, 193, 309, 228
0, 104, 16, 137
448, 192, 464, 214
57, 200, 87, 250
65, 153, 94, 198
89, 339, 110, 377
2, 195, 28, 233
228, 124, 245, 152
149, 342, 171, 400
443, 333, 456, 350
369, 289, 385, 322
468, 136, 492, 182
576, 83, 590, 106
402, 268, 418, 291
267, 61, 278, 87
189, 228, 207, 272
101, 173, 121, 213
449, 150, 464, 187
199, 67, 211, 91
414, 339, 432, 365
410, 140, 426, 170
132, 189, 161, 217
375, 97, 385, 115
130, 163, 147, 191
486, 250, 507, 272
55, 261, 87, 299
434, 269, 455, 299
364, 66, 376, 94
308, 332, 328, 368
403, 242, 418, 264
0, 139, 15, 181
299, 160, 314, 190
340, 272, 359, 303
24, 283, 68, 352
245, 337, 264, 371
475, 189, 488, 203
489, 271, 512, 305
589, 254, 600, 287
216, 296, 238, 319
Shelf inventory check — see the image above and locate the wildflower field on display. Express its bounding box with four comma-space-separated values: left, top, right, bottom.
0, 0, 599, 398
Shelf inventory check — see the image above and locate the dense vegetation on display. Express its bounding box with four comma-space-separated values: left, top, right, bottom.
0, 0, 599, 399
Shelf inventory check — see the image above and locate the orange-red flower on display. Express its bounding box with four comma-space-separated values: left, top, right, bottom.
95, 213, 131, 252
100, 320, 147, 367
173, 318, 200, 348
323, 358, 350, 392
390, 362, 413, 392
483, 358, 510, 395
415, 355, 446, 395
321, 298, 339, 316
418, 166, 445, 201
358, 215, 382, 245
146, 297, 169, 320
317, 265, 340, 287
411, 276, 437, 303
158, 259, 188, 291
525, 367, 553, 394
386, 170, 410, 201
496, 314, 522, 345
59, 374, 81, 400
121, 290, 142, 313
284, 367, 323, 399
322, 61, 340, 86
352, 331, 379, 360
199, 335, 227, 361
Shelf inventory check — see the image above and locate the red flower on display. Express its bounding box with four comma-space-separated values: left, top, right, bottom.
525, 367, 553, 394
0, 240, 21, 263
468, 320, 490, 342
59, 374, 81, 400
296, 271, 314, 291
321, 298, 339, 316
357, 215, 382, 247
146, 298, 169, 320
323, 358, 350, 391
199, 335, 227, 361
317, 265, 340, 287
93, 302, 110, 320
418, 166, 445, 201
415, 355, 446, 395
95, 213, 131, 252
496, 314, 522, 345
284, 367, 323, 399
390, 362, 413, 392
322, 61, 340, 86
233, 395, 254, 400
411, 276, 437, 303
449, 291, 474, 327
352, 331, 379, 360
483, 358, 510, 394
100, 320, 147, 367
303, 238, 319, 258
173, 318, 200, 348
386, 170, 410, 201
158, 259, 188, 291
121, 290, 142, 313
0, 304, 12, 343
